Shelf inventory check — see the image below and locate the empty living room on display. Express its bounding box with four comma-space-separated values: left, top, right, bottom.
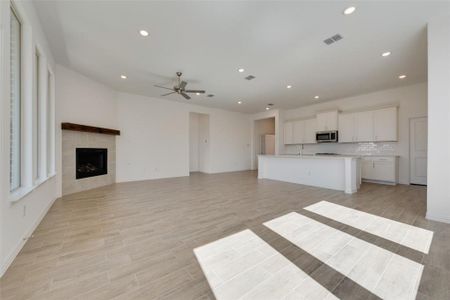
1, 1, 450, 299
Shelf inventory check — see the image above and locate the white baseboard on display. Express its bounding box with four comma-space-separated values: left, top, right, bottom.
426, 212, 450, 224
0, 196, 58, 278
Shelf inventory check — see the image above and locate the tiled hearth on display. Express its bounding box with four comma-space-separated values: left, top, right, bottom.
62, 129, 116, 195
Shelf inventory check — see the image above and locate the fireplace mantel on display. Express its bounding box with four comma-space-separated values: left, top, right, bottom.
61, 123, 120, 136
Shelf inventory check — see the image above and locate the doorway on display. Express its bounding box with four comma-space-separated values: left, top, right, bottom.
253, 117, 275, 169
189, 112, 210, 173
410, 117, 428, 185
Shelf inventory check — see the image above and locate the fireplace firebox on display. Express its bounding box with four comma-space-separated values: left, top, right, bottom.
76, 148, 108, 179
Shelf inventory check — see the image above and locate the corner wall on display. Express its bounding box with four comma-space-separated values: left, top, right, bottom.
115, 93, 251, 182
426, 16, 450, 223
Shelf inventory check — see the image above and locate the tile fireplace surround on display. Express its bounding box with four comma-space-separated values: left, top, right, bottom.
62, 124, 118, 196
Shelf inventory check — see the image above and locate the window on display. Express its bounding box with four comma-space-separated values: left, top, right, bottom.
10, 7, 22, 191
46, 70, 54, 175
33, 48, 41, 181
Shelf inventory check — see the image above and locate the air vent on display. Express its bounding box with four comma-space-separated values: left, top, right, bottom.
323, 34, 343, 45
245, 75, 255, 80
207, 94, 214, 97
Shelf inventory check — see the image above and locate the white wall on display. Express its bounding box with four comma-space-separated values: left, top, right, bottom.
116, 93, 251, 182
427, 16, 450, 223
0, 1, 57, 277
282, 83, 427, 185
56, 65, 118, 129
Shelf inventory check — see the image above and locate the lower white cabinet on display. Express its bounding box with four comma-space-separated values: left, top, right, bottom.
361, 156, 398, 184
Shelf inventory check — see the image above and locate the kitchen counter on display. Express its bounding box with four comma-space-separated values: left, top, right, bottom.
268, 154, 362, 159
258, 154, 361, 194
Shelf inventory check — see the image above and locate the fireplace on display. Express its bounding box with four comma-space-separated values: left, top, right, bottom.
76, 148, 108, 179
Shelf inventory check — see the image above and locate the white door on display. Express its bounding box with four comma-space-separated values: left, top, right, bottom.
410, 117, 428, 185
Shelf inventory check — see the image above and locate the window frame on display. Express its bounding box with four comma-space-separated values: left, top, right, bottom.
9, 4, 23, 193
7, 1, 56, 203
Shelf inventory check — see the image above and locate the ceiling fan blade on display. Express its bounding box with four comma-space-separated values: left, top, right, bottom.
154, 85, 174, 91
185, 90, 205, 94
179, 81, 187, 90
180, 92, 191, 100
161, 91, 176, 96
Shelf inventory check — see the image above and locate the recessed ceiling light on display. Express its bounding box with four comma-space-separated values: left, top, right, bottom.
139, 30, 149, 37
237, 101, 242, 104
398, 74, 407, 79
196, 92, 201, 96
120, 75, 127, 79
238, 68, 245, 73
343, 6, 356, 15
314, 95, 320, 99
265, 107, 270, 110
382, 51, 391, 57
286, 85, 292, 89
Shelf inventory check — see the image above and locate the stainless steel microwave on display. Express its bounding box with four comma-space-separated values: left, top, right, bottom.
316, 131, 338, 143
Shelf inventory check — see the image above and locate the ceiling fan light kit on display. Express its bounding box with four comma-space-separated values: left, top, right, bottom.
154, 72, 206, 100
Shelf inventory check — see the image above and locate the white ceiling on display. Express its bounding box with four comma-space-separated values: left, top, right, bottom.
34, 1, 449, 113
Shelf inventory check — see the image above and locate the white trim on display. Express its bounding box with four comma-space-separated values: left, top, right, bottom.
8, 173, 56, 203
426, 212, 450, 224
0, 192, 58, 277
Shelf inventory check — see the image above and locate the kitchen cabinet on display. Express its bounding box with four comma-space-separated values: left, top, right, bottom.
316, 111, 338, 131
338, 113, 355, 143
355, 111, 373, 142
284, 122, 294, 144
337, 107, 397, 143
304, 118, 317, 144
373, 107, 397, 141
283, 118, 317, 145
361, 156, 398, 184
292, 120, 304, 144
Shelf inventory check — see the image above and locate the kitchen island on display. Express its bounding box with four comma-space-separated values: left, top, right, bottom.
258, 155, 361, 194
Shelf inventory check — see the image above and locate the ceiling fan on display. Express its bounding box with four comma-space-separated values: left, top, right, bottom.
154, 72, 205, 100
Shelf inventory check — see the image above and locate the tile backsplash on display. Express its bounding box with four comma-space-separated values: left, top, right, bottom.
285, 142, 398, 156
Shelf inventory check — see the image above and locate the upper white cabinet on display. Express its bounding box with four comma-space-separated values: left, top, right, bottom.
292, 120, 304, 144
304, 118, 317, 144
316, 111, 338, 132
338, 107, 397, 143
283, 118, 317, 145
338, 113, 355, 143
373, 107, 398, 141
355, 111, 374, 142
284, 121, 294, 144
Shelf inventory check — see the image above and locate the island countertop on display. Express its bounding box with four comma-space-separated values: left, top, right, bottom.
259, 154, 361, 160
258, 154, 361, 194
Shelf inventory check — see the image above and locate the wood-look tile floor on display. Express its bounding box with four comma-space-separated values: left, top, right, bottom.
1, 171, 450, 300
